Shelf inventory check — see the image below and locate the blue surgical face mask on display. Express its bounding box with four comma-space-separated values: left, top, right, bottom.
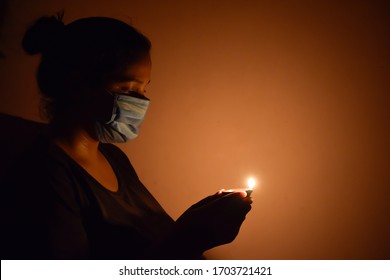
94, 91, 150, 143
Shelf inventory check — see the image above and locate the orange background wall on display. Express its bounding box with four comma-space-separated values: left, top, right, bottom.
1, 0, 389, 259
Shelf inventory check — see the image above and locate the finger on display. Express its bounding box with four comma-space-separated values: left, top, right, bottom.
237, 190, 247, 198
194, 192, 224, 208
212, 192, 251, 214
244, 197, 253, 204
223, 192, 249, 201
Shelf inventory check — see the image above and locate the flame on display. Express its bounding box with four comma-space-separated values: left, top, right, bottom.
247, 177, 256, 190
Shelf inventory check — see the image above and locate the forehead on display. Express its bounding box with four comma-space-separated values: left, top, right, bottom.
113, 54, 152, 83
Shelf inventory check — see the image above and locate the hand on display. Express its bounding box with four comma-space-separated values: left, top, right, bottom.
175, 191, 252, 253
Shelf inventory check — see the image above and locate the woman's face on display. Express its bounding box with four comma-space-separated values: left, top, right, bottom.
106, 54, 152, 96
88, 53, 152, 124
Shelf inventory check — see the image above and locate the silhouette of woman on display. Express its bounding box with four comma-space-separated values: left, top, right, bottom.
1, 13, 252, 259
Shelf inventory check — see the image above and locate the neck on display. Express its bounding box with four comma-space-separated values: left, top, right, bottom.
49, 120, 100, 161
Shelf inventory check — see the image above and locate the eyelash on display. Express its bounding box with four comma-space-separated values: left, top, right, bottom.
118, 87, 146, 94
119, 86, 131, 92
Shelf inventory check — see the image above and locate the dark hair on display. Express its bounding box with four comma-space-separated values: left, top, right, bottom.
22, 12, 151, 120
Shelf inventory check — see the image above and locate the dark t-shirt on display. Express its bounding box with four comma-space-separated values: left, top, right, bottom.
1, 134, 175, 259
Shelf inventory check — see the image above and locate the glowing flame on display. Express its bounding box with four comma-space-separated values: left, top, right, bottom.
247, 177, 256, 190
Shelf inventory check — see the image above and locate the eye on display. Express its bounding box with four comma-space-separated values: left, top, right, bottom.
109, 81, 149, 95
116, 87, 141, 95
128, 87, 147, 95
119, 86, 131, 93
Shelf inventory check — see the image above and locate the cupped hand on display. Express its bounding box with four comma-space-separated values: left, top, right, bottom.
175, 191, 252, 253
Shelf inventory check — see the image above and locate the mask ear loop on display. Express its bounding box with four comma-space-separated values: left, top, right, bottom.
102, 90, 118, 123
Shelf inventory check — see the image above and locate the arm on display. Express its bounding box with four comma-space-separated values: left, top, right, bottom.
1, 148, 90, 259
142, 192, 252, 259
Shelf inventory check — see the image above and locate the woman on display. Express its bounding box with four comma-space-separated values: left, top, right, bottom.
1, 13, 252, 259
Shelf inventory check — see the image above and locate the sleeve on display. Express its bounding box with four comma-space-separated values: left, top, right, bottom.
1, 146, 90, 259
44, 160, 90, 259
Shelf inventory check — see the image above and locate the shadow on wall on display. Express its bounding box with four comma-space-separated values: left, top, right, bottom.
0, 113, 46, 179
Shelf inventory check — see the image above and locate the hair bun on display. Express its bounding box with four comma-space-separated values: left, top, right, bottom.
22, 12, 65, 55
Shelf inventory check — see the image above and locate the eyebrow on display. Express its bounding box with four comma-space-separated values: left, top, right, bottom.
116, 75, 151, 85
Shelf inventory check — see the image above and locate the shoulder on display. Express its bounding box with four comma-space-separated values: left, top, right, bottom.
8, 134, 82, 195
